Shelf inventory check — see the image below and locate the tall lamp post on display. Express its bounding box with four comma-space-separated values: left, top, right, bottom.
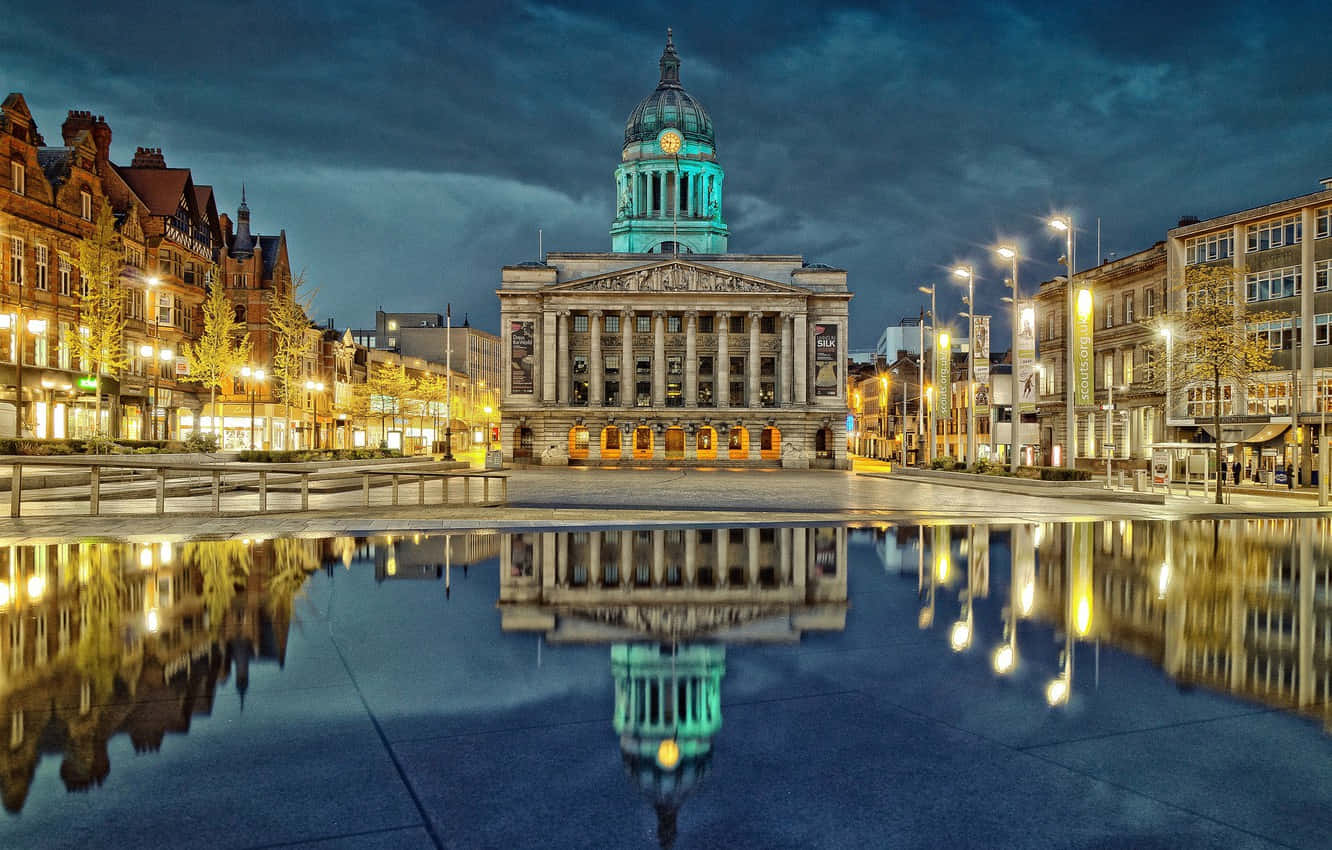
951, 265, 976, 466
304, 380, 325, 449
240, 366, 264, 450
996, 246, 1022, 472
878, 374, 889, 461
140, 342, 173, 441
1049, 216, 1077, 468
918, 285, 936, 467
483, 405, 494, 450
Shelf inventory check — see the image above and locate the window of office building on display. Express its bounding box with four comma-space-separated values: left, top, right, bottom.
1103, 296, 1114, 329
1247, 318, 1297, 351
1315, 259, 1331, 292
573, 355, 587, 375
667, 355, 682, 376
58, 255, 71, 296
699, 314, 714, 333
636, 314, 651, 333
666, 314, 681, 333
9, 236, 23, 285
604, 380, 620, 406
1315, 314, 1332, 346
1247, 215, 1301, 252
604, 354, 620, 375
1144, 286, 1156, 317
1102, 353, 1113, 388
635, 380, 651, 406
34, 244, 47, 291
1245, 266, 1301, 302
10, 161, 23, 195
1317, 207, 1331, 239
1187, 384, 1232, 418
636, 356, 651, 376
604, 314, 619, 333
698, 381, 714, 406
80, 190, 92, 221
760, 315, 776, 334
1184, 231, 1232, 265
666, 381, 683, 407
573, 314, 588, 333
1122, 291, 1133, 323
1122, 350, 1134, 384
729, 380, 745, 406
698, 355, 713, 376
729, 314, 744, 334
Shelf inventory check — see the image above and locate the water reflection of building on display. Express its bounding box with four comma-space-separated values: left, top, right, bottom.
1033, 518, 1332, 727
499, 526, 847, 641
372, 532, 501, 582
0, 538, 326, 812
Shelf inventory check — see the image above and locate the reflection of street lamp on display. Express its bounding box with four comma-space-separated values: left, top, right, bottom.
240, 366, 265, 450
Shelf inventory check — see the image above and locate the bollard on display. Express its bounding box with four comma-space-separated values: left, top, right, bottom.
156, 468, 167, 515
10, 462, 21, 518
211, 470, 221, 515
259, 471, 268, 512
90, 466, 101, 516
362, 473, 370, 507
392, 474, 400, 506
301, 473, 310, 511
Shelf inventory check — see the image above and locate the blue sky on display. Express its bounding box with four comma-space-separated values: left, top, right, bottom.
4, 0, 1328, 346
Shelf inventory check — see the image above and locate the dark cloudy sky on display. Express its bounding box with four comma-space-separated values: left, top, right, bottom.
4, 1, 1328, 347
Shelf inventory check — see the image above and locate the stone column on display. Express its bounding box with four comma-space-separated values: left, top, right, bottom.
794, 313, 808, 404
653, 426, 665, 461
717, 312, 730, 409
716, 529, 728, 587
779, 527, 792, 586
684, 531, 697, 586
620, 531, 633, 588
557, 533, 569, 586
621, 309, 634, 408
589, 309, 603, 406
542, 310, 557, 403
748, 311, 761, 408
541, 532, 556, 590
685, 311, 698, 406
556, 311, 570, 404
652, 530, 665, 585
589, 531, 602, 586
653, 311, 666, 406
792, 527, 807, 593
780, 314, 793, 406
588, 423, 601, 463
685, 426, 697, 461
747, 527, 760, 586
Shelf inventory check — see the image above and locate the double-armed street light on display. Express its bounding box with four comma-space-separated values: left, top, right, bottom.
305, 380, 326, 449
951, 265, 976, 466
996, 245, 1023, 472
140, 341, 174, 441
918, 285, 936, 466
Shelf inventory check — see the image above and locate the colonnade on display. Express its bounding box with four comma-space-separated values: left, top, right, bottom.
620, 167, 717, 219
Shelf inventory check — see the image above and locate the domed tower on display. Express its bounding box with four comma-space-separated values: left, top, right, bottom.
612, 643, 725, 848
611, 29, 728, 255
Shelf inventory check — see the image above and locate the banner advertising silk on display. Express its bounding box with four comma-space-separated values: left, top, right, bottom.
510, 320, 535, 395
973, 315, 991, 417
933, 330, 951, 417
1073, 288, 1094, 407
814, 323, 839, 397
1016, 304, 1037, 414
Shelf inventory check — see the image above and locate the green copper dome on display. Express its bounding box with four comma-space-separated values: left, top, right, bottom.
624, 29, 714, 148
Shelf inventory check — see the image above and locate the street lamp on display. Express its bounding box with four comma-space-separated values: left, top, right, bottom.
951, 265, 976, 466
917, 285, 936, 467
240, 366, 265, 450
996, 245, 1022, 472
305, 380, 325, 449
1049, 215, 1077, 469
878, 374, 889, 461
483, 405, 494, 450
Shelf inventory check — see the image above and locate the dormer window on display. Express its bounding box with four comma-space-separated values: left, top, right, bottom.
10, 161, 23, 196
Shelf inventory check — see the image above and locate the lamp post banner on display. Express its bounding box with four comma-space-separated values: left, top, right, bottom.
510, 320, 534, 395
934, 332, 950, 417
1016, 305, 1037, 414
973, 315, 990, 416
1073, 290, 1094, 407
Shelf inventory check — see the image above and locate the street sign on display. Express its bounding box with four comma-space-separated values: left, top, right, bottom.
76, 375, 98, 391
1151, 450, 1170, 485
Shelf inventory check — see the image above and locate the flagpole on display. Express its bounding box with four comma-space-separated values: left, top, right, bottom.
443, 303, 454, 461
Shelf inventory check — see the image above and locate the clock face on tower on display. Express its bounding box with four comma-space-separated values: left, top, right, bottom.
658, 129, 683, 155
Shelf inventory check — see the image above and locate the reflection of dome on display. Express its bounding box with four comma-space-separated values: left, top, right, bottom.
624, 29, 714, 149
612, 643, 726, 849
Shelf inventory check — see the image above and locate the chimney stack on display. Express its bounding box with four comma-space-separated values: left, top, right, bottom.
131, 147, 166, 168
1177, 215, 1200, 228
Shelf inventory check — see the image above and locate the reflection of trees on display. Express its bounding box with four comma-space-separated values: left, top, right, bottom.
265, 539, 320, 623
184, 540, 252, 634
73, 545, 128, 700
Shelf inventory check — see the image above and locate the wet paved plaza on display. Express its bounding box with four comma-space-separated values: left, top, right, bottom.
1, 517, 1329, 848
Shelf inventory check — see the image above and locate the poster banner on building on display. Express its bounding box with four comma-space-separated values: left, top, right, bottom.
1073, 288, 1094, 407
973, 315, 990, 416
934, 331, 951, 417
1016, 304, 1037, 414
814, 323, 839, 397
510, 320, 534, 395
1152, 449, 1171, 485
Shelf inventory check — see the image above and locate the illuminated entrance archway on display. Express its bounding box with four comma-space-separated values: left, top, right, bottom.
514, 427, 534, 459
568, 426, 590, 460
633, 426, 654, 460
696, 426, 717, 461
759, 426, 781, 460
664, 427, 685, 460
602, 426, 623, 460
728, 426, 749, 460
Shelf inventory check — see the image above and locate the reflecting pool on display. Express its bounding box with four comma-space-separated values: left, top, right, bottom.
1, 520, 1329, 848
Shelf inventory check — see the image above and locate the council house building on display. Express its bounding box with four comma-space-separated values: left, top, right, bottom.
498, 31, 851, 468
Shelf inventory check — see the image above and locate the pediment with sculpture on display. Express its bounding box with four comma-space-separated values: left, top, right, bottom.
550, 261, 806, 295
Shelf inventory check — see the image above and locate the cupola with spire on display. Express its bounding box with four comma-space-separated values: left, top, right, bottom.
230, 184, 254, 259
611, 29, 728, 254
